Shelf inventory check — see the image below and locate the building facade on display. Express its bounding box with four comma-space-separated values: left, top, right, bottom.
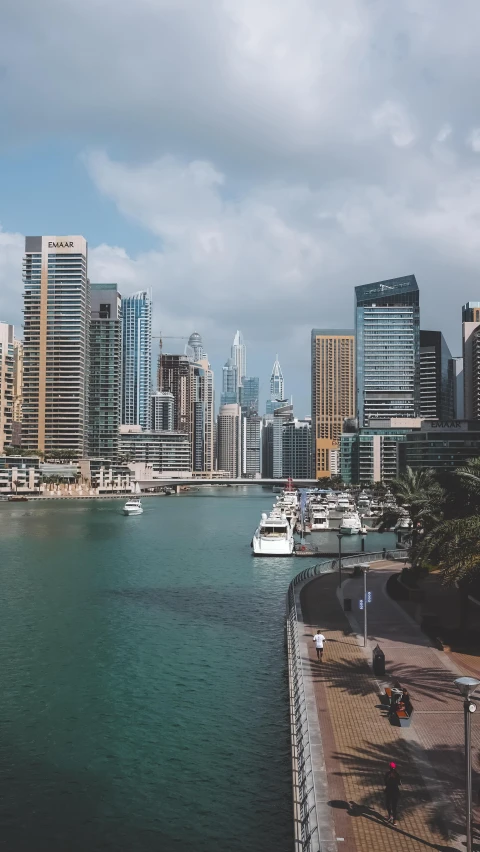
242, 414, 262, 477
272, 402, 293, 479
355, 275, 420, 426
399, 419, 480, 473
341, 418, 422, 485
121, 290, 152, 430
12, 338, 23, 443
282, 419, 312, 479
221, 357, 238, 406
217, 403, 241, 477
0, 454, 41, 494
451, 356, 464, 419
419, 330, 454, 420
0, 323, 14, 453
151, 391, 174, 431
270, 356, 284, 399
159, 354, 191, 433
311, 329, 355, 479
23, 236, 89, 455
89, 283, 122, 460
119, 426, 191, 472
240, 377, 259, 415
231, 330, 246, 389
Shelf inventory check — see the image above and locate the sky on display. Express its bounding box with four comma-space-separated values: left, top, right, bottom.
1, 0, 480, 416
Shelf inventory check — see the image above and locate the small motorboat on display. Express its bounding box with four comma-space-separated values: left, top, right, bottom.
123, 498, 143, 516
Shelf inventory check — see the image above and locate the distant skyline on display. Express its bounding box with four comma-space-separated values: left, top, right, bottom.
2, 2, 480, 415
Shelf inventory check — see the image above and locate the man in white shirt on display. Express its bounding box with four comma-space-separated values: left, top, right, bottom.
313, 629, 326, 661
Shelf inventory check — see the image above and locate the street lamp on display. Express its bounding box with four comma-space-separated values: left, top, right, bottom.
362, 565, 369, 647
455, 675, 480, 852
337, 532, 343, 588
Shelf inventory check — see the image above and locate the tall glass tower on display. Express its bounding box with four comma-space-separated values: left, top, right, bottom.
355, 275, 420, 426
270, 356, 284, 399
89, 283, 122, 460
231, 330, 246, 389
121, 290, 152, 429
221, 358, 238, 405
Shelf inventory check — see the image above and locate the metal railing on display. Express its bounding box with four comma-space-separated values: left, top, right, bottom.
286, 548, 407, 851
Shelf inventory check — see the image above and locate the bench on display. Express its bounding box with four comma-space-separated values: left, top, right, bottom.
384, 686, 413, 727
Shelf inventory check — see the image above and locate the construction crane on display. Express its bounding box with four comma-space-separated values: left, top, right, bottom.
152, 333, 189, 391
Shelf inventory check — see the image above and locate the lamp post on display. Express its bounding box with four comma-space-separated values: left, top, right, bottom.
362, 566, 369, 647
337, 532, 342, 588
455, 676, 480, 852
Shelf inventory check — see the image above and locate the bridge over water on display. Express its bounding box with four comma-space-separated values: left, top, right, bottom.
135, 477, 319, 490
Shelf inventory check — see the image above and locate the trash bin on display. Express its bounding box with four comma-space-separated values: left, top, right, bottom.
344, 598, 352, 612
372, 644, 385, 676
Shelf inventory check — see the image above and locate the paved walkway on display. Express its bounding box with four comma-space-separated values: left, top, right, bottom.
300, 560, 480, 852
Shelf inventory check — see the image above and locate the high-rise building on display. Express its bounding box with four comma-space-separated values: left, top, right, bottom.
195, 356, 215, 474
121, 290, 152, 430
355, 275, 420, 426
272, 402, 293, 478
151, 391, 174, 431
270, 356, 284, 399
419, 330, 454, 420
242, 414, 262, 477
240, 377, 259, 415
451, 356, 464, 419
0, 323, 14, 453
221, 357, 238, 405
311, 329, 355, 479
12, 339, 23, 426
282, 419, 312, 479
23, 236, 89, 455
462, 303, 480, 419
341, 418, 422, 485
89, 283, 122, 460
217, 403, 241, 477
119, 425, 191, 473
187, 331, 204, 362
231, 330, 246, 389
158, 354, 191, 433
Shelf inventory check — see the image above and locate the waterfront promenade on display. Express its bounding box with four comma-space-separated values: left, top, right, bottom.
299, 561, 480, 852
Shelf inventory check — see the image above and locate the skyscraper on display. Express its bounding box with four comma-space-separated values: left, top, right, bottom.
282, 419, 312, 479
0, 323, 14, 453
272, 402, 293, 478
159, 354, 191, 433
221, 357, 238, 405
12, 338, 23, 446
311, 329, 355, 479
270, 356, 284, 399
23, 236, 89, 455
355, 275, 420, 426
89, 283, 122, 460
419, 330, 454, 420
462, 302, 480, 419
121, 290, 152, 430
242, 414, 262, 477
195, 355, 215, 474
187, 331, 204, 362
240, 377, 259, 415
217, 403, 242, 477
151, 391, 174, 431
231, 330, 246, 389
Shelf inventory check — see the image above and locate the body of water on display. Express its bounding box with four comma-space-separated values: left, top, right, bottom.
0, 489, 396, 851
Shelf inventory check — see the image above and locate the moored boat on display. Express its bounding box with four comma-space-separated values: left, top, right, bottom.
252, 511, 294, 556
123, 498, 143, 516
339, 511, 362, 535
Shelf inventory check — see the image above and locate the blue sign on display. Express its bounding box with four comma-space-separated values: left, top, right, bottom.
359, 599, 364, 610
367, 592, 372, 603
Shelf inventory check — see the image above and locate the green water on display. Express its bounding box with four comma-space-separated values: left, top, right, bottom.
0, 489, 396, 851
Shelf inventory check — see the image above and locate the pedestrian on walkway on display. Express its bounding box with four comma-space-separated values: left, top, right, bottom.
313, 629, 326, 661
384, 762, 401, 825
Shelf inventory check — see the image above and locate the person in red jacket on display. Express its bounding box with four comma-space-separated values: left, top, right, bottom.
384, 762, 401, 825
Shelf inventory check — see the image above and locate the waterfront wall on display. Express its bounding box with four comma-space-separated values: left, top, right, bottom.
285, 549, 407, 852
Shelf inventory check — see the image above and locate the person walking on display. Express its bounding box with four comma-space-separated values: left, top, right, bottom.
384, 762, 401, 825
312, 629, 326, 662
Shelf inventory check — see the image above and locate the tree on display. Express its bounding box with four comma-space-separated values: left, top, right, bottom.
391, 466, 444, 551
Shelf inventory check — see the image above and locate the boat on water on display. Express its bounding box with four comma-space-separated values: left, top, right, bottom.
123, 498, 143, 516
252, 511, 294, 556
339, 511, 362, 535
8, 495, 28, 502
310, 508, 329, 531
336, 494, 350, 512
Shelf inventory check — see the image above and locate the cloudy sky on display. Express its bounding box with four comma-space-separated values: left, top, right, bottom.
1, 0, 480, 414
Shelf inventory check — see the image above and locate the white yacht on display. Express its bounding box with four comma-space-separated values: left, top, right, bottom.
326, 495, 337, 512
310, 508, 329, 531
357, 492, 370, 510
123, 498, 143, 516
339, 511, 362, 535
337, 494, 350, 512
252, 512, 294, 556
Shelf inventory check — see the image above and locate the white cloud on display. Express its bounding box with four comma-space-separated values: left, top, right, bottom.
467, 128, 480, 153
372, 101, 416, 148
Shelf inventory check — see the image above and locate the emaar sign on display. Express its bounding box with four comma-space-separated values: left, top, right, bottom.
422, 420, 468, 432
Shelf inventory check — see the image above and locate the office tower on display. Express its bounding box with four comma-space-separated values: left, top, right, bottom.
119, 425, 191, 473
270, 356, 284, 399
23, 236, 89, 455
88, 283, 122, 460
240, 377, 259, 415
151, 391, 174, 431
231, 330, 246, 389
12, 339, 23, 424
451, 357, 464, 419
272, 402, 293, 478
462, 303, 480, 419
191, 362, 206, 471
355, 275, 420, 426
419, 331, 454, 420
282, 419, 312, 479
217, 403, 241, 476
266, 397, 289, 415
341, 418, 422, 485
0, 323, 14, 453
242, 414, 262, 477
221, 357, 238, 405
121, 290, 152, 430
311, 329, 355, 479
196, 356, 215, 474
158, 353, 191, 433
186, 331, 205, 362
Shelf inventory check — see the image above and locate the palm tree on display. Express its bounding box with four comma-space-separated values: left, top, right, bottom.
391, 466, 444, 548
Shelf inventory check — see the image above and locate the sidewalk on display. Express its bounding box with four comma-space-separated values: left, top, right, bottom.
299, 560, 480, 852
